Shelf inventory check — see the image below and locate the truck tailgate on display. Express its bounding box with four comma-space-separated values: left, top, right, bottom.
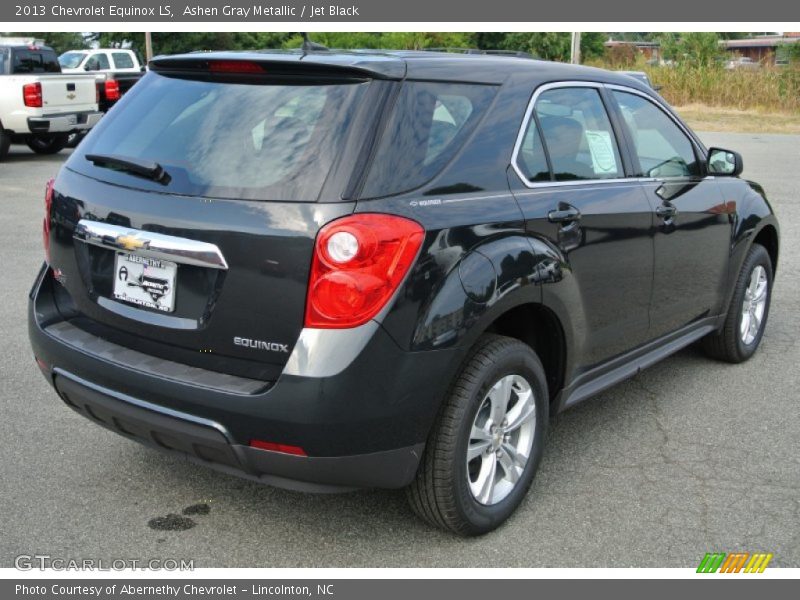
39, 74, 97, 111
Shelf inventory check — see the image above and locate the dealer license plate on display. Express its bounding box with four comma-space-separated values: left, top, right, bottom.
112, 253, 177, 313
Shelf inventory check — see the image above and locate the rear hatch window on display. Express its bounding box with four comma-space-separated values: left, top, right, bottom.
73, 71, 372, 202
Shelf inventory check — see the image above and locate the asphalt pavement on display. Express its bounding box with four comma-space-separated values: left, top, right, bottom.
1, 133, 798, 567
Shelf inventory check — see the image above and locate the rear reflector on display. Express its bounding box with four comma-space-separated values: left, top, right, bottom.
43, 178, 54, 264
23, 82, 43, 108
208, 60, 264, 74
35, 357, 49, 375
249, 440, 307, 456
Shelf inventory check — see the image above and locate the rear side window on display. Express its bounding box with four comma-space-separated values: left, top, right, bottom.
112, 52, 134, 69
361, 82, 497, 198
86, 53, 110, 70
612, 91, 700, 178
517, 119, 550, 183
75, 72, 370, 202
12, 49, 60, 73
534, 87, 623, 182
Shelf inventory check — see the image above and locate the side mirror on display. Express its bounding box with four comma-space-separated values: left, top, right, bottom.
707, 147, 743, 177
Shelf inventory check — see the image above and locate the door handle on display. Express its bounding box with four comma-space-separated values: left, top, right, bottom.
548, 204, 581, 224
656, 203, 677, 219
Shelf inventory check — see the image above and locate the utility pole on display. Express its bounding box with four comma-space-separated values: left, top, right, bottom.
570, 32, 581, 64
145, 32, 153, 62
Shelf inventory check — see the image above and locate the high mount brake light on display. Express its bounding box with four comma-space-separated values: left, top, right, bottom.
305, 214, 424, 329
43, 179, 54, 264
208, 60, 265, 74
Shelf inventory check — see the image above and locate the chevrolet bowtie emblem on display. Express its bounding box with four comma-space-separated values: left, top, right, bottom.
115, 234, 147, 251
66, 92, 76, 100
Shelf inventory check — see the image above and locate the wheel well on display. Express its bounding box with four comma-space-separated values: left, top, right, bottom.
753, 225, 779, 274
484, 304, 566, 403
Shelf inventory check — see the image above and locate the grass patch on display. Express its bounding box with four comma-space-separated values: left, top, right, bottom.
645, 65, 800, 113
673, 104, 800, 134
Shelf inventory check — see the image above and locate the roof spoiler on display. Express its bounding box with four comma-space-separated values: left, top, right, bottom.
149, 55, 404, 81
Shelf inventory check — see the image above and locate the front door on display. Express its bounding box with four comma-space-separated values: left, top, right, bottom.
609, 89, 732, 339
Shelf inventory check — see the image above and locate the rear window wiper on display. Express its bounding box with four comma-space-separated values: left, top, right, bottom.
85, 153, 171, 185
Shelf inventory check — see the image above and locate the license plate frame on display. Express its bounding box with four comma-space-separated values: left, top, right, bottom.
112, 252, 177, 313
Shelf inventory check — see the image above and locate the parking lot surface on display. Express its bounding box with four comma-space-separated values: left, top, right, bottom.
1, 133, 798, 567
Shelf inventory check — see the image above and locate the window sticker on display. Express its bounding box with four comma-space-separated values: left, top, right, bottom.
585, 130, 618, 175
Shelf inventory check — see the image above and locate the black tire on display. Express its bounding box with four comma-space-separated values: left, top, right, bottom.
702, 243, 773, 363
66, 132, 86, 149
0, 130, 10, 161
26, 133, 69, 155
407, 334, 549, 536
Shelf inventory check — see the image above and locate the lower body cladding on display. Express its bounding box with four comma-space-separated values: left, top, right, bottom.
29, 266, 460, 492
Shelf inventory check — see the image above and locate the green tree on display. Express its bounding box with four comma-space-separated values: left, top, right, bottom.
657, 32, 723, 67
281, 32, 476, 51
91, 32, 291, 56
501, 32, 605, 61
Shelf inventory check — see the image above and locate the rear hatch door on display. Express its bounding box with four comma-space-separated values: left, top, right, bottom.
50, 60, 388, 379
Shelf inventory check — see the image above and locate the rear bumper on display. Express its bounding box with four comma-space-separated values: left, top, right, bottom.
29, 265, 461, 491
28, 111, 103, 134
52, 370, 423, 492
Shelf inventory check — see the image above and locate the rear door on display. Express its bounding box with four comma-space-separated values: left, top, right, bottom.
50, 66, 383, 380
608, 88, 732, 338
511, 83, 656, 367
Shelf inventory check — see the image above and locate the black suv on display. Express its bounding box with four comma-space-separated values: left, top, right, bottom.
29, 50, 779, 535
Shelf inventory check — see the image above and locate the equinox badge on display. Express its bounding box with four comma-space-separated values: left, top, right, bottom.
233, 337, 289, 353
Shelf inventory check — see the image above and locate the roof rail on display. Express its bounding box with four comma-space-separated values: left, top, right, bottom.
424, 48, 537, 59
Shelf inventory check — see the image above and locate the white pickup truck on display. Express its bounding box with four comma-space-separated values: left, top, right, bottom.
0, 43, 102, 160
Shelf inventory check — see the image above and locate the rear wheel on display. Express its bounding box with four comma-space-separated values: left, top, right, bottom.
26, 133, 69, 155
407, 334, 548, 536
702, 243, 773, 363
66, 132, 86, 148
0, 130, 10, 161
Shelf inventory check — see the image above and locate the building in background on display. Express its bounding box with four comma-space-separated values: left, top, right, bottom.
722, 33, 800, 65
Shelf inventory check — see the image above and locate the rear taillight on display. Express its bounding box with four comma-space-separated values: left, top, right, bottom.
43, 178, 54, 264
23, 82, 42, 108
104, 79, 120, 101
305, 214, 424, 329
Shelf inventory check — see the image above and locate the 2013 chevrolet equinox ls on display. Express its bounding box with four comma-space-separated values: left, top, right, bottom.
28, 50, 779, 535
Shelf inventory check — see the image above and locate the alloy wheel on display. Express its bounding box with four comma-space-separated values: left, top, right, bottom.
466, 374, 536, 505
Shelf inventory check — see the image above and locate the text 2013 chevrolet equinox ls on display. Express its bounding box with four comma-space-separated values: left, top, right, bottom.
29, 50, 779, 535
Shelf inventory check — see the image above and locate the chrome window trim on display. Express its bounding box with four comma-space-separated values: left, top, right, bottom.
511, 81, 706, 190
75, 219, 229, 270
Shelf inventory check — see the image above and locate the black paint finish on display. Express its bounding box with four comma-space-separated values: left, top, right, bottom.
29, 51, 779, 490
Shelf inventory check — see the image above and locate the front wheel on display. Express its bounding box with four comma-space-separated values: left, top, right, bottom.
702, 243, 773, 363
26, 133, 69, 155
407, 334, 548, 535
